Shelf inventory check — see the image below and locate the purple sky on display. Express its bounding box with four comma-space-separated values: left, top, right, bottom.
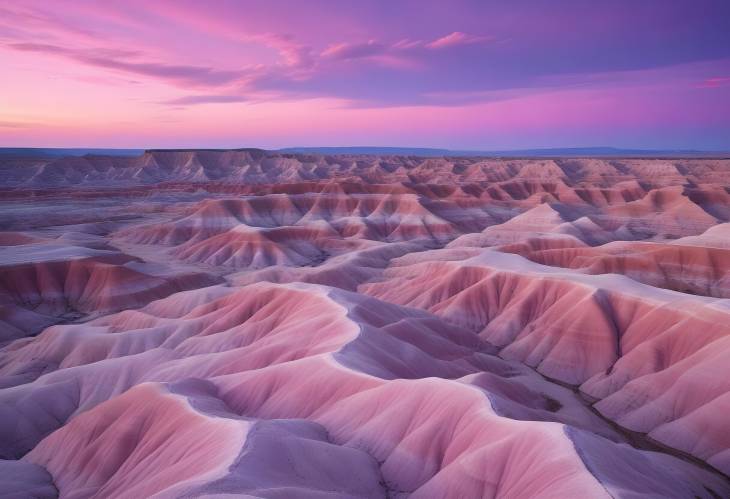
1, 0, 729, 150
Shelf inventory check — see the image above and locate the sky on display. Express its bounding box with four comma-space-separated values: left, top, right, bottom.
1, 0, 729, 150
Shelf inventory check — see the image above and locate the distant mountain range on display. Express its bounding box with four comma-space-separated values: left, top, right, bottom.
0, 146, 726, 158
279, 146, 727, 158
0, 148, 145, 157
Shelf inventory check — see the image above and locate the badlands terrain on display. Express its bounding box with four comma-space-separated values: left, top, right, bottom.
1, 149, 730, 498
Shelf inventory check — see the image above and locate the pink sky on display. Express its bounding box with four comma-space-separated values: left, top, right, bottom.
1, 0, 729, 150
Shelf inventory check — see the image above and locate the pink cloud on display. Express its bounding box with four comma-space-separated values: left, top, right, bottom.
0, 120, 34, 128
319, 38, 426, 70
250, 33, 314, 69
164, 95, 249, 105
698, 77, 730, 88
425, 31, 492, 49
392, 39, 424, 50
321, 40, 387, 60
7, 42, 245, 87
322, 32, 492, 61
319, 32, 494, 67
0, 4, 98, 40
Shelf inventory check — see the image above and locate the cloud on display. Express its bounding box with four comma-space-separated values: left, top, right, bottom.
698, 77, 730, 88
0, 120, 33, 128
392, 39, 424, 50
321, 40, 387, 60
255, 33, 314, 69
0, 4, 98, 40
426, 31, 492, 49
320, 32, 492, 64
7, 42, 244, 87
164, 94, 249, 105
9, 42, 138, 59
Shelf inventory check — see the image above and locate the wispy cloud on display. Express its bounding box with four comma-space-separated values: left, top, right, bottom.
698, 77, 730, 88
164, 94, 250, 105
425, 32, 492, 49
317, 31, 493, 73
256, 33, 314, 69
0, 4, 98, 40
321, 40, 387, 60
7, 42, 245, 87
0, 120, 34, 128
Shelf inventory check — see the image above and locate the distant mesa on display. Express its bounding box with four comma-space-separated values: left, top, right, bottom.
0, 148, 145, 158
1, 145, 727, 159
279, 145, 728, 158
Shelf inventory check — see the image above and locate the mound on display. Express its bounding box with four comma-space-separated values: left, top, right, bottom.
502, 240, 730, 297
0, 242, 219, 341
362, 248, 730, 473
